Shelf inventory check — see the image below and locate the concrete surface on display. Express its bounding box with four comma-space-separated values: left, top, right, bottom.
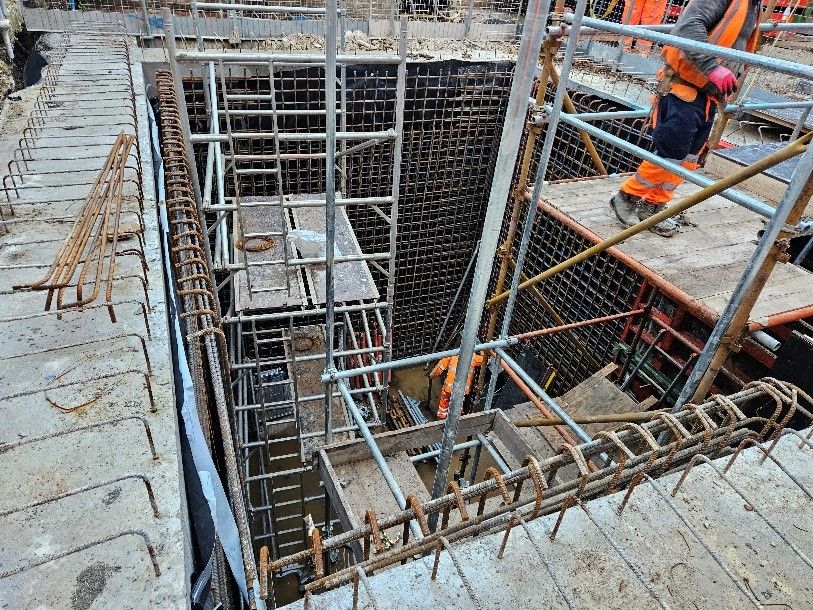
0, 33, 189, 608
283, 432, 813, 609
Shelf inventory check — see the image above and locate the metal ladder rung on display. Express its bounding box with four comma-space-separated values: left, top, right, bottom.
218, 108, 343, 116
265, 417, 297, 427
242, 230, 285, 238
259, 378, 294, 388
235, 167, 280, 175
250, 286, 292, 294
267, 452, 302, 462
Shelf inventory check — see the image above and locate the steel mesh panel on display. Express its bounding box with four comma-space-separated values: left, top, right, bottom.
184, 61, 514, 359
392, 61, 514, 357
488, 83, 652, 395
501, 206, 643, 394
183, 63, 656, 379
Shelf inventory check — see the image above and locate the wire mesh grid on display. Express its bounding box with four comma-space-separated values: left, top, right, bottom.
485, 82, 655, 395
184, 61, 514, 359
500, 211, 643, 394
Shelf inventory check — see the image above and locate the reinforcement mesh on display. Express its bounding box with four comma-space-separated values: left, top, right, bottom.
182, 61, 657, 384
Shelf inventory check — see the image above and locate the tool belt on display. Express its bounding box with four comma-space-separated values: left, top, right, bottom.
656, 65, 702, 103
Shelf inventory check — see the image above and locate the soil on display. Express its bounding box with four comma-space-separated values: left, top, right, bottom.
258, 29, 519, 60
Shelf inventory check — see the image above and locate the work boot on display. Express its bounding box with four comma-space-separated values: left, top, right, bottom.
637, 202, 679, 237
610, 191, 640, 227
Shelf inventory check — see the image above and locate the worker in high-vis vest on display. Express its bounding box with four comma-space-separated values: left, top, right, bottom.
610, 0, 760, 237
428, 353, 484, 420
622, 0, 669, 53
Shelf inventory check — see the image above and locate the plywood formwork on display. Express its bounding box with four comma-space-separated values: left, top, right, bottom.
317, 410, 535, 553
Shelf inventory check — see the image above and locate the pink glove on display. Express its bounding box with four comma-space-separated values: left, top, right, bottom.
708, 66, 737, 96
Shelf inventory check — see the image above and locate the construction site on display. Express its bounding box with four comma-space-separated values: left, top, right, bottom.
1, 0, 813, 607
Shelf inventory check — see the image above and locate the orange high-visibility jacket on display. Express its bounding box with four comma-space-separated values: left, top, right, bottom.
622, 0, 668, 50
429, 354, 485, 394
660, 0, 759, 101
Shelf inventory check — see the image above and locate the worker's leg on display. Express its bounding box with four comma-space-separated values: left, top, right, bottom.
622, 0, 646, 50
614, 93, 711, 237
683, 98, 717, 169
634, 0, 669, 52
436, 388, 451, 420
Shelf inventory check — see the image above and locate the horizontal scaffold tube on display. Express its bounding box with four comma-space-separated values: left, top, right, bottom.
555, 109, 797, 221
190, 130, 395, 144
569, 100, 813, 123
194, 1, 328, 13
487, 132, 812, 306
322, 308, 644, 382
571, 15, 813, 80
550, 20, 813, 37
175, 50, 401, 65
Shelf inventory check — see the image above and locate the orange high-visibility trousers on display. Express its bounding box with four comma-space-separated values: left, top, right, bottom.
622, 0, 668, 52
429, 354, 484, 420
621, 92, 715, 206
620, 157, 700, 204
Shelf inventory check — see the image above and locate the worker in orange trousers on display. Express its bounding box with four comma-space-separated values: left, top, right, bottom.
622, 0, 668, 53
611, 0, 760, 238
428, 354, 484, 420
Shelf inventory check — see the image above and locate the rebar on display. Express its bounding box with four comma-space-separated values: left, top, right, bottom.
260, 379, 809, 599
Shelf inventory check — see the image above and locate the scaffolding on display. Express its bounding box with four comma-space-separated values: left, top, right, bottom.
160, 0, 408, 572
237, 0, 813, 602
146, 0, 813, 606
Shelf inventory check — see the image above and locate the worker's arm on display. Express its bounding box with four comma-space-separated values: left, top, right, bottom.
670, 0, 729, 75
428, 359, 447, 379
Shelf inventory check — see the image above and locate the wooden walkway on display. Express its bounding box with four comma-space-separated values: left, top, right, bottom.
536, 175, 813, 329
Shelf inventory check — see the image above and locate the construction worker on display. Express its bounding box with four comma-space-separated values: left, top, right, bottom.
622, 0, 669, 53
610, 0, 760, 237
428, 353, 484, 420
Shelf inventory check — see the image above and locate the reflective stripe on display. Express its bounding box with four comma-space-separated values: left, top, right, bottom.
683, 154, 700, 163
633, 172, 680, 191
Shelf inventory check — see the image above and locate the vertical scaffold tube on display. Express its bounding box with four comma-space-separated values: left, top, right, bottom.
324, 0, 338, 445
427, 0, 554, 529
484, 0, 589, 412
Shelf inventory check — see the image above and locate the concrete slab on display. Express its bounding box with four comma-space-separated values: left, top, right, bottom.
0, 33, 189, 608
284, 432, 813, 609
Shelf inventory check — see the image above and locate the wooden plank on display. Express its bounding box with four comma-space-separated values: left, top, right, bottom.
501, 403, 559, 461
502, 403, 578, 484
234, 197, 303, 312
334, 451, 430, 527
491, 409, 537, 465
538, 175, 813, 325
317, 449, 363, 560
292, 199, 379, 304
289, 325, 350, 462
